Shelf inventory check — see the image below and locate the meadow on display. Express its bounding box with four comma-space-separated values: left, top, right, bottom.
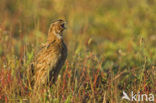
0, 0, 156, 103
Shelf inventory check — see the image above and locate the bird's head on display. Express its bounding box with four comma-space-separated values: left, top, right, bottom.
48, 19, 66, 39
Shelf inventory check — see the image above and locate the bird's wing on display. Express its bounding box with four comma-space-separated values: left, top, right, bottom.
27, 43, 47, 76
33, 42, 61, 84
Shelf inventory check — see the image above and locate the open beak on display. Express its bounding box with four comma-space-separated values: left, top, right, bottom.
62, 22, 67, 29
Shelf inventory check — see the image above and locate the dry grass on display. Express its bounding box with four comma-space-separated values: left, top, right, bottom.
0, 0, 156, 103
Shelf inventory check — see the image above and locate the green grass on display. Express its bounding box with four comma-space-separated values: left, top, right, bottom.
0, 0, 156, 103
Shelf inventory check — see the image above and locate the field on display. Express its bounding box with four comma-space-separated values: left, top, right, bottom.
0, 0, 156, 103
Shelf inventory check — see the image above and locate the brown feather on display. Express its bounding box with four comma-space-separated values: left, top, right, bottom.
27, 19, 67, 89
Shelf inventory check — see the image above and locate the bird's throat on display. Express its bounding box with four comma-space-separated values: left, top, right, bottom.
47, 31, 63, 44
53, 31, 62, 39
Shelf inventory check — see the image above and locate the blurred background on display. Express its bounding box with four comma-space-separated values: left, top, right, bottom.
0, 0, 156, 102
0, 0, 155, 58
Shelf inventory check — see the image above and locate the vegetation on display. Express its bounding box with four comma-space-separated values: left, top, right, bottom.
0, 0, 155, 102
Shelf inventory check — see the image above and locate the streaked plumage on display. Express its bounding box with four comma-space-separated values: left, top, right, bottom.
27, 19, 67, 89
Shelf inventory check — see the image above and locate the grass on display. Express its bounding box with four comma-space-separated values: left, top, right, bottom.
0, 0, 156, 103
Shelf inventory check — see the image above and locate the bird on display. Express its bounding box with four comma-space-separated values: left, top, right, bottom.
27, 19, 67, 90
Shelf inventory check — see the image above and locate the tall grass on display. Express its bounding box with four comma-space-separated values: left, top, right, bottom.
0, 0, 156, 102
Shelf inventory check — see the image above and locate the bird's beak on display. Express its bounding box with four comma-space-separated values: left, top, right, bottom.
63, 22, 67, 29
